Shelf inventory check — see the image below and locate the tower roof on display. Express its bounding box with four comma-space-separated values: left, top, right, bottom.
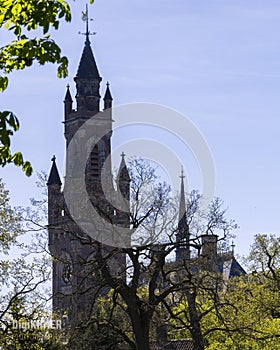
47, 156, 62, 186
104, 82, 113, 101
118, 152, 130, 182
64, 84, 73, 102
76, 38, 101, 80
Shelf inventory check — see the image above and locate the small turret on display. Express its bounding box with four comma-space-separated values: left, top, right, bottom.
201, 234, 218, 272
103, 82, 113, 110
47, 156, 62, 225
47, 156, 62, 187
201, 234, 218, 258
64, 85, 73, 118
117, 152, 130, 200
116, 152, 130, 234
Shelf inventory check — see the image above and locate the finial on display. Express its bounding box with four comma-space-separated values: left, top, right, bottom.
180, 166, 185, 179
66, 84, 70, 89
106, 81, 110, 88
51, 155, 56, 162
80, 4, 96, 43
231, 240, 236, 255
121, 152, 126, 160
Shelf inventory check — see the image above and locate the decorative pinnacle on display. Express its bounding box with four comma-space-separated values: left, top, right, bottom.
79, 4, 96, 42
180, 166, 185, 179
66, 84, 70, 89
106, 81, 110, 88
121, 152, 126, 160
51, 155, 56, 162
231, 240, 236, 254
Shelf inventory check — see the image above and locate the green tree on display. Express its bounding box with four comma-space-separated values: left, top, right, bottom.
169, 234, 280, 349
205, 275, 280, 349
249, 233, 280, 290
0, 0, 72, 175
0, 0, 93, 175
0, 177, 62, 349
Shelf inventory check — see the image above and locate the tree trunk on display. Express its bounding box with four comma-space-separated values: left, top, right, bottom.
127, 305, 151, 350
134, 323, 150, 350
187, 290, 206, 350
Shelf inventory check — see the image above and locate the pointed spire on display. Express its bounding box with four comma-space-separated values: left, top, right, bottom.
104, 82, 113, 101
231, 240, 236, 256
64, 84, 73, 117
179, 167, 186, 222
176, 167, 190, 261
117, 152, 130, 203
103, 82, 113, 111
47, 156, 62, 186
118, 152, 130, 182
64, 84, 72, 102
76, 41, 101, 80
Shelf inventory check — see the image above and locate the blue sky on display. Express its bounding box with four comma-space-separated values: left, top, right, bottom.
1, 0, 280, 256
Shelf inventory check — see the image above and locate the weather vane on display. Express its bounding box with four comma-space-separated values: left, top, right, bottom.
78, 4, 96, 41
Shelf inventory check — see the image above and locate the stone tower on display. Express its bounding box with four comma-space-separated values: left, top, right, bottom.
47, 10, 129, 325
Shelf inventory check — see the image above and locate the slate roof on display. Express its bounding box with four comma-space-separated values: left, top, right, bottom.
64, 85, 73, 102
47, 156, 62, 186
218, 254, 246, 278
118, 153, 130, 182
104, 83, 113, 100
76, 39, 101, 80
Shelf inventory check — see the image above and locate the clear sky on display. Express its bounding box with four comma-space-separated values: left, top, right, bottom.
1, 0, 280, 257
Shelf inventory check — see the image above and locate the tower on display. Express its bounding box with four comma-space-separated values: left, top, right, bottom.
48, 7, 129, 325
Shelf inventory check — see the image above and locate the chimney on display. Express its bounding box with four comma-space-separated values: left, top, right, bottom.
201, 234, 218, 272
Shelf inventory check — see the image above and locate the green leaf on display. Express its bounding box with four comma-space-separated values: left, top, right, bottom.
22, 161, 33, 176
0, 76, 8, 91
11, 3, 22, 15
12, 152, 23, 166
8, 113, 19, 131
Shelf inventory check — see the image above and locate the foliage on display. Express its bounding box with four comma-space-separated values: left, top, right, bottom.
0, 177, 60, 349
168, 232, 280, 350
204, 275, 280, 349
0, 0, 74, 175
0, 177, 21, 252
66, 292, 129, 350
0, 296, 63, 350
249, 233, 280, 289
